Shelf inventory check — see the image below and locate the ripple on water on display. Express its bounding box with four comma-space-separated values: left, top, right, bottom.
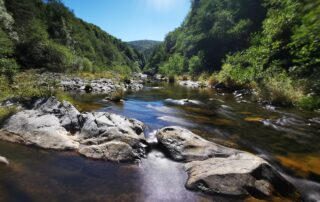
157, 115, 196, 127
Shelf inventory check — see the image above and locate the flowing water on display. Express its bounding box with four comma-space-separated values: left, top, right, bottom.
1, 83, 320, 202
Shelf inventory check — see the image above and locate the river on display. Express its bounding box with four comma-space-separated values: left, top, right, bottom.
0, 83, 319, 201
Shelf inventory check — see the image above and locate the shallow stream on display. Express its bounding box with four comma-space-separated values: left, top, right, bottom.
1, 83, 319, 201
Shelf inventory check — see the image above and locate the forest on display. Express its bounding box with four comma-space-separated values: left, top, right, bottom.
0, 0, 144, 80
148, 0, 320, 109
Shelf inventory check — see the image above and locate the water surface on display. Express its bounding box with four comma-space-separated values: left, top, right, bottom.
1, 83, 320, 201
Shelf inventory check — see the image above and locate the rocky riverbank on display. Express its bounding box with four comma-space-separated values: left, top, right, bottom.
35, 72, 145, 94
0, 96, 302, 200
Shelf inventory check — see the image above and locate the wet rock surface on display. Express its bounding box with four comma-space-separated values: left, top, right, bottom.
156, 126, 239, 162
0, 155, 9, 166
0, 97, 147, 162
156, 126, 300, 200
184, 153, 298, 199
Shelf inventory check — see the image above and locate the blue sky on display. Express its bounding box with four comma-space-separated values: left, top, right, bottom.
62, 0, 191, 42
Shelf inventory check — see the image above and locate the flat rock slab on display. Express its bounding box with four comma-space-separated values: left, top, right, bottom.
156, 126, 239, 162
0, 97, 147, 162
1, 110, 79, 150
184, 153, 299, 199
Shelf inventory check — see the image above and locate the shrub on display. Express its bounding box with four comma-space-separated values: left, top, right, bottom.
297, 96, 320, 111
159, 54, 184, 76
188, 55, 202, 75
208, 73, 219, 86
0, 58, 19, 83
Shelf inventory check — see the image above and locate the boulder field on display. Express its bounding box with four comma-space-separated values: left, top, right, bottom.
0, 98, 300, 200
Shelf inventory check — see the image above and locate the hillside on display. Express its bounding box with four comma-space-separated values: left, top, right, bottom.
128, 40, 161, 62
148, 0, 320, 109
0, 0, 144, 77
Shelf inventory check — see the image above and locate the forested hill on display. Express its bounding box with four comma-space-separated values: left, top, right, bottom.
147, 0, 266, 74
128, 40, 161, 61
0, 0, 144, 76
148, 0, 320, 110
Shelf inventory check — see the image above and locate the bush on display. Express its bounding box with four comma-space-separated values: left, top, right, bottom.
297, 96, 320, 111
188, 55, 202, 75
159, 54, 185, 76
0, 58, 19, 83
208, 73, 219, 86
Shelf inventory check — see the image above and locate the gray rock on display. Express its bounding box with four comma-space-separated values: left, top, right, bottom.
0, 110, 79, 150
0, 97, 147, 162
78, 112, 146, 162
33, 97, 81, 131
79, 141, 141, 162
0, 155, 9, 166
156, 126, 238, 162
178, 80, 208, 88
184, 152, 299, 199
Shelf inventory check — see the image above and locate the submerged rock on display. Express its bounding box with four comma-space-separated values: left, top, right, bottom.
0, 97, 147, 162
156, 126, 238, 162
164, 98, 203, 106
0, 155, 9, 166
184, 152, 299, 199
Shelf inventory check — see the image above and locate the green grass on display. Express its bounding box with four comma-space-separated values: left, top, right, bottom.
0, 106, 17, 124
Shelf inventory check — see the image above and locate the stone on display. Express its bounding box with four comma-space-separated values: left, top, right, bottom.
79, 141, 141, 162
184, 152, 299, 199
156, 126, 238, 162
0, 155, 9, 166
0, 110, 79, 150
178, 80, 208, 88
0, 97, 147, 162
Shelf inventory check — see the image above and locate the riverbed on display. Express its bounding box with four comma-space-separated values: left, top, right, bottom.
1, 83, 319, 201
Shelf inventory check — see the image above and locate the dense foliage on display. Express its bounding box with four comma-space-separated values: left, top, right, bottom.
147, 0, 266, 75
128, 40, 161, 63
0, 0, 144, 76
149, 0, 320, 109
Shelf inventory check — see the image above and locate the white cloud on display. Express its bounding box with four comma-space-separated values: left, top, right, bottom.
145, 0, 184, 11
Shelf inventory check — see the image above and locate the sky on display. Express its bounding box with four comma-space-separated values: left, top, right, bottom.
62, 0, 191, 42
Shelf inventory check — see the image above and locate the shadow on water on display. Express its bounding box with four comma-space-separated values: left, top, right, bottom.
1, 83, 320, 201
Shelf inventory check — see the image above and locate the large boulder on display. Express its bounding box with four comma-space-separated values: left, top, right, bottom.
0, 155, 9, 166
156, 126, 239, 162
0, 97, 147, 162
0, 110, 79, 150
33, 97, 82, 131
156, 126, 299, 200
184, 153, 299, 199
77, 112, 147, 162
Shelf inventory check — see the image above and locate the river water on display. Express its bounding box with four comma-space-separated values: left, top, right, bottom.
0, 83, 319, 202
